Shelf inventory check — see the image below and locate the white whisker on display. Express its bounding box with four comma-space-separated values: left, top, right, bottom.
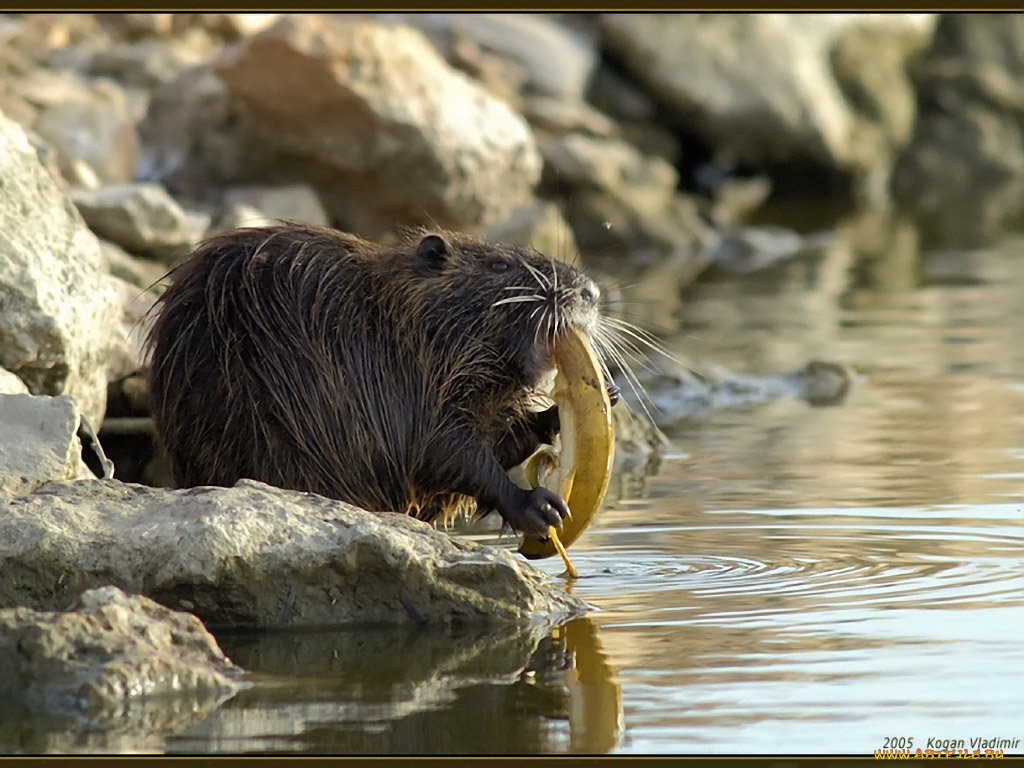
491, 294, 545, 307
521, 259, 551, 291
603, 317, 686, 367
591, 323, 662, 423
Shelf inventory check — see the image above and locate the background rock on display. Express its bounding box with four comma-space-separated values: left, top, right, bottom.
602, 14, 933, 196
98, 239, 167, 291
220, 183, 328, 227
0, 394, 88, 501
105, 275, 158, 383
893, 13, 1024, 242
70, 182, 210, 262
0, 368, 29, 394
0, 111, 122, 426
141, 15, 542, 238
80, 29, 221, 89
0, 479, 588, 629
383, 13, 598, 102
485, 200, 580, 260
29, 72, 140, 186
0, 585, 244, 717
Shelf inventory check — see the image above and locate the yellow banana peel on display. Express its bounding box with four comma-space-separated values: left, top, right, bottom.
519, 327, 614, 574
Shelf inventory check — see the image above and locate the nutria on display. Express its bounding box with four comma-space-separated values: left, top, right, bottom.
146, 223, 609, 537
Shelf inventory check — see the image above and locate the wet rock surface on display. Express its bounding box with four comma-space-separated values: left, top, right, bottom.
631, 359, 855, 426
0, 586, 245, 727
0, 479, 588, 629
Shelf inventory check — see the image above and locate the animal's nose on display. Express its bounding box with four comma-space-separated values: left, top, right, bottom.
580, 281, 599, 305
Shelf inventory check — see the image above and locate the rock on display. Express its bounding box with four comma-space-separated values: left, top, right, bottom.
707, 175, 773, 225
587, 60, 660, 123
611, 403, 663, 480
95, 12, 278, 43
542, 129, 712, 282
385, 13, 599, 101
98, 239, 167, 292
893, 13, 1024, 243
189, 13, 280, 41
586, 61, 684, 166
105, 274, 159, 383
94, 13, 179, 40
70, 182, 210, 262
208, 202, 274, 234
0, 368, 28, 395
141, 15, 542, 238
84, 33, 221, 89
602, 14, 933, 189
522, 94, 617, 139
29, 73, 141, 185
0, 111, 122, 426
0, 479, 588, 629
0, 585, 244, 719
221, 183, 328, 227
706, 225, 833, 274
787, 360, 854, 407
485, 200, 579, 261
536, 132, 710, 287
103, 370, 154, 424
828, 18, 925, 199
541, 132, 678, 215
629, 358, 854, 424
0, 394, 88, 501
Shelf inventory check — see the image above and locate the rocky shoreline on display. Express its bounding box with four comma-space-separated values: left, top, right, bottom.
1, 12, 1021, 721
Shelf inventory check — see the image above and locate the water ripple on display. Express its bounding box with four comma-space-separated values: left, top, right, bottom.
546, 503, 1024, 623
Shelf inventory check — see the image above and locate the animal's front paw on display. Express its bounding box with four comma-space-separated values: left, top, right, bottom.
508, 486, 570, 536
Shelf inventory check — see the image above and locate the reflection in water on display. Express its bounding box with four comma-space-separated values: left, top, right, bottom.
536, 619, 623, 753
161, 617, 622, 754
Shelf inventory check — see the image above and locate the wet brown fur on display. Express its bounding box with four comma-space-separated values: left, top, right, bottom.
146, 223, 600, 532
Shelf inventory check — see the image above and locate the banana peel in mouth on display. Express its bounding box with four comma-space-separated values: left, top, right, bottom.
519, 326, 614, 578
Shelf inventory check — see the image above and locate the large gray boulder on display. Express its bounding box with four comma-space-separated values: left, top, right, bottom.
0, 479, 587, 628
141, 15, 542, 237
602, 14, 932, 191
0, 110, 122, 426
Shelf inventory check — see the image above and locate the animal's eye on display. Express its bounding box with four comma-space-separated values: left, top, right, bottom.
489, 259, 510, 273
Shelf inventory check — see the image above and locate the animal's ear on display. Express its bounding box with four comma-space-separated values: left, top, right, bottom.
413, 234, 451, 277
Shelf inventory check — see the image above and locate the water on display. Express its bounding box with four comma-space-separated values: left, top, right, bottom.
11, 210, 1024, 754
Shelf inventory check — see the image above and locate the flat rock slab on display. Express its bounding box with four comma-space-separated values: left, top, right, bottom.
0, 585, 244, 719
0, 479, 587, 628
